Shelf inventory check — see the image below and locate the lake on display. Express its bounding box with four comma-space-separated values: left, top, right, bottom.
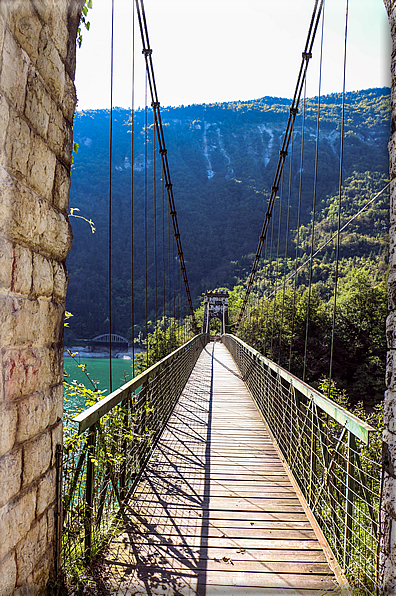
64, 356, 138, 411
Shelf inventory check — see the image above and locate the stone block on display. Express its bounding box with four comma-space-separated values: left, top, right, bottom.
389, 269, 396, 311
0, 30, 28, 112
22, 431, 51, 487
49, 345, 63, 387
51, 422, 63, 467
32, 252, 53, 298
38, 195, 73, 260
13, 575, 39, 596
0, 553, 17, 596
53, 261, 68, 301
48, 1, 69, 62
384, 390, 396, 434
25, 67, 51, 138
49, 383, 63, 426
38, 300, 63, 346
27, 133, 56, 202
11, 245, 33, 295
0, 236, 13, 290
0, 15, 5, 57
390, 133, 396, 179
53, 160, 71, 213
3, 347, 55, 400
30, 0, 50, 23
388, 312, 396, 350
390, 223, 396, 269
47, 504, 54, 545
0, 168, 72, 260
62, 72, 77, 124
47, 103, 66, 162
0, 489, 36, 561
3, 109, 31, 179
17, 392, 50, 444
0, 296, 41, 348
36, 466, 55, 516
387, 350, 396, 391
0, 93, 10, 150
37, 27, 65, 106
3, 348, 41, 400
49, 384, 63, 426
63, 119, 73, 168
15, 514, 47, 585
13, 1, 42, 65
0, 449, 22, 508
0, 165, 14, 235
32, 545, 53, 592
0, 403, 17, 457
391, 179, 396, 225
0, 357, 3, 403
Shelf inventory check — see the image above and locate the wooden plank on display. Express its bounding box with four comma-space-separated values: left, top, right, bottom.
105, 342, 343, 594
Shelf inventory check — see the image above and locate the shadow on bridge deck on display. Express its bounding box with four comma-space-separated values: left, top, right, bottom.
104, 342, 343, 595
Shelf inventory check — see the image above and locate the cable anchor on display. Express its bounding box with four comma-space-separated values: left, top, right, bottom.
142, 48, 152, 56
302, 51, 312, 61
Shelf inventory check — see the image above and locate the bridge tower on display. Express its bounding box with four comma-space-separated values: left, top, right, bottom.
202, 291, 228, 335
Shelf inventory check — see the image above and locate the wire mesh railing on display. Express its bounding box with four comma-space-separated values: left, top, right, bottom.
60, 333, 209, 588
222, 333, 382, 595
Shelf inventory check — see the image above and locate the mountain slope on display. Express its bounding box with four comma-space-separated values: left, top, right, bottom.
66, 88, 390, 341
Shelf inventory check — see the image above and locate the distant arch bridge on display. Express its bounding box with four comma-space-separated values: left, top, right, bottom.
90, 334, 129, 353
92, 334, 129, 344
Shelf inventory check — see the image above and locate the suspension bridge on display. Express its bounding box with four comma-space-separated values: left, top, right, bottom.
60, 0, 389, 594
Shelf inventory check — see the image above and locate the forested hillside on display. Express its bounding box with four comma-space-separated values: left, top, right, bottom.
66, 88, 390, 344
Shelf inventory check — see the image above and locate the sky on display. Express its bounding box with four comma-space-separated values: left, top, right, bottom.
74, 0, 391, 111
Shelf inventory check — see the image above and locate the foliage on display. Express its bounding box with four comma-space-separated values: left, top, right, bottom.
134, 316, 194, 372
77, 0, 93, 48
238, 264, 388, 406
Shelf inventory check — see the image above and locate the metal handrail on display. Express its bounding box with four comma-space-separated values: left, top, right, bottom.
224, 334, 374, 444
61, 333, 210, 578
73, 334, 209, 433
222, 333, 381, 596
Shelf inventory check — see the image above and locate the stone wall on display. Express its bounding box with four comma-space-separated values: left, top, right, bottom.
0, 1, 83, 594
381, 1, 396, 593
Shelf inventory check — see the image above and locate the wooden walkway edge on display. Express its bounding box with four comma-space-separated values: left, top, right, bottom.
106, 342, 344, 595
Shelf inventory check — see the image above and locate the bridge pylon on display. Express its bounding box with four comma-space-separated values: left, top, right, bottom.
202, 291, 228, 335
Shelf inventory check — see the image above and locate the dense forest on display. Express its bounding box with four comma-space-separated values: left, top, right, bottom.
66, 87, 389, 346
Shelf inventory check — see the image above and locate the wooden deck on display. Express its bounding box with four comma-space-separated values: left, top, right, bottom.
106, 342, 342, 595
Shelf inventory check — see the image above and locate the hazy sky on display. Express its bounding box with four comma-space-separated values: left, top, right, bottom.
74, 0, 391, 111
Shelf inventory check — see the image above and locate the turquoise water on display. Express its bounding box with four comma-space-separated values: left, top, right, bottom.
64, 356, 137, 410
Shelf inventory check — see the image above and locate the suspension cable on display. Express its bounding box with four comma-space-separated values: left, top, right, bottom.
131, 0, 135, 376
235, 0, 324, 330
162, 175, 166, 331
144, 71, 149, 364
108, 0, 115, 391
328, 0, 349, 394
270, 169, 284, 356
303, 1, 325, 382
135, 0, 198, 333
289, 79, 307, 370
153, 114, 158, 360
278, 130, 294, 363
